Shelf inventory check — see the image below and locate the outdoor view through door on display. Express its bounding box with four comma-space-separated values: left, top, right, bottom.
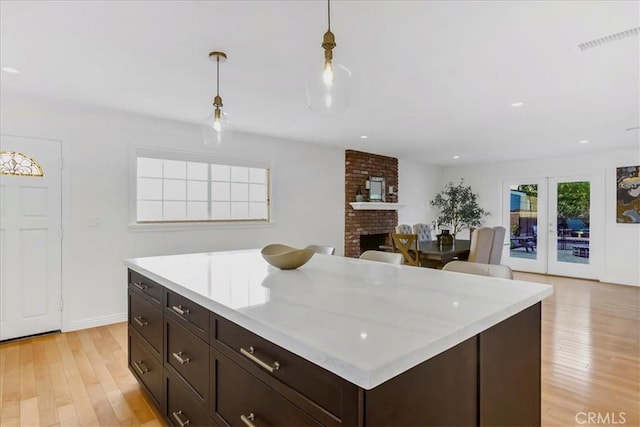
509, 182, 591, 265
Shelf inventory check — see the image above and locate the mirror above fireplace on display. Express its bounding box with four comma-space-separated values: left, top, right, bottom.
368, 176, 385, 202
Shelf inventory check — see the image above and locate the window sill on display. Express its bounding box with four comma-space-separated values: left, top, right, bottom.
128, 221, 275, 232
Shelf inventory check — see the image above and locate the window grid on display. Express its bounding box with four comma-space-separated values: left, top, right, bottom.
137, 157, 269, 223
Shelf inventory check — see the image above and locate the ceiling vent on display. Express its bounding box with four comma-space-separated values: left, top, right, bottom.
578, 27, 640, 51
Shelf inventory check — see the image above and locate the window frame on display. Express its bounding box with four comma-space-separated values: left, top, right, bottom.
130, 147, 272, 229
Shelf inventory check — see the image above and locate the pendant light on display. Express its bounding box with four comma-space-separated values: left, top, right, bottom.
306, 0, 351, 113
203, 51, 231, 144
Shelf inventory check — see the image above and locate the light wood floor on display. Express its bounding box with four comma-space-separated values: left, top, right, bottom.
0, 322, 163, 426
514, 273, 640, 427
1, 274, 638, 426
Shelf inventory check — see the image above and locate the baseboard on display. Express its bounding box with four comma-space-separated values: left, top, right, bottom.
64, 312, 127, 332
600, 276, 640, 287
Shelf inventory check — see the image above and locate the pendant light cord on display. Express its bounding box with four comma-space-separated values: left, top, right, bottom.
327, 0, 331, 31
216, 56, 220, 97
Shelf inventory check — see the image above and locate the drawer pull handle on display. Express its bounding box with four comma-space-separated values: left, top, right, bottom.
172, 351, 190, 364
172, 305, 190, 316
240, 413, 257, 427
132, 282, 148, 291
172, 410, 190, 427
240, 346, 280, 373
133, 316, 148, 327
133, 360, 149, 375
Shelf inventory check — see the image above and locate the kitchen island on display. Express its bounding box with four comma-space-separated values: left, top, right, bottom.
125, 249, 553, 427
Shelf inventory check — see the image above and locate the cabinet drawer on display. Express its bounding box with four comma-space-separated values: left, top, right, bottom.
166, 290, 209, 343
129, 270, 163, 307
211, 348, 322, 427
166, 317, 209, 403
129, 330, 164, 409
213, 315, 351, 421
166, 371, 211, 427
129, 290, 163, 356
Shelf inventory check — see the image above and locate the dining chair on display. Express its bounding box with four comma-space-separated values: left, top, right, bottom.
468, 227, 494, 264
395, 224, 412, 234
390, 233, 420, 266
488, 226, 506, 265
305, 245, 335, 255
442, 260, 513, 279
359, 250, 404, 265
412, 223, 433, 246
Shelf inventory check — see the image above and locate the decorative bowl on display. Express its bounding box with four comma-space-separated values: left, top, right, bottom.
260, 244, 315, 270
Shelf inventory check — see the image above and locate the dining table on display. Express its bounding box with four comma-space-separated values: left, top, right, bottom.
381, 239, 471, 267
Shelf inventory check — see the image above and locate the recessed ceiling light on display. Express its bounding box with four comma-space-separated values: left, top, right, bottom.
360, 135, 368, 139
1, 67, 19, 74
511, 102, 524, 107
579, 140, 589, 144
453, 155, 460, 159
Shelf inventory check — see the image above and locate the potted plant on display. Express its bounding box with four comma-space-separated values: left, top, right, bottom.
430, 179, 490, 240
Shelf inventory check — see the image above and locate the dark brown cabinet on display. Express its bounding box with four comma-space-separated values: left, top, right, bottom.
128, 268, 542, 427
127, 271, 165, 412
213, 314, 359, 425
129, 329, 164, 408
211, 347, 323, 427
129, 290, 163, 356
166, 370, 211, 427
165, 316, 210, 404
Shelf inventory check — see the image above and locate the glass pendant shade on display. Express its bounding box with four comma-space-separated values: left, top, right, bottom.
306, 62, 352, 113
201, 109, 232, 145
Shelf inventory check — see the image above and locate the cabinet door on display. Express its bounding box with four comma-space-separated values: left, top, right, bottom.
365, 337, 478, 426
210, 348, 323, 427
128, 330, 164, 410
479, 303, 541, 427
165, 317, 209, 404
166, 371, 211, 427
129, 289, 163, 356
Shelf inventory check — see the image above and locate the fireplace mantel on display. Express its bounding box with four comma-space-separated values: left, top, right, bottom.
349, 202, 406, 211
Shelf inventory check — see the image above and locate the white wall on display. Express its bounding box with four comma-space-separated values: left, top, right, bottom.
442, 149, 640, 286
1, 91, 346, 330
398, 159, 443, 227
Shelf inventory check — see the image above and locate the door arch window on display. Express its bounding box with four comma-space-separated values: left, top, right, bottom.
0, 151, 44, 177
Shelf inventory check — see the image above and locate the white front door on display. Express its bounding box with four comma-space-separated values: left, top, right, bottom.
0, 135, 62, 341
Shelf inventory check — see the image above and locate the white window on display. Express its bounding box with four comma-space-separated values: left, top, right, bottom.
135, 152, 270, 223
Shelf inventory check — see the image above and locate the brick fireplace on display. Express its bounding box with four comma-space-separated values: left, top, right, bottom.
344, 150, 399, 258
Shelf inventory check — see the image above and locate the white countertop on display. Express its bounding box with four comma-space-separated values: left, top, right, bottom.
125, 249, 553, 389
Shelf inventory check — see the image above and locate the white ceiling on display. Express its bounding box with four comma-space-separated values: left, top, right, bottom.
1, 0, 638, 165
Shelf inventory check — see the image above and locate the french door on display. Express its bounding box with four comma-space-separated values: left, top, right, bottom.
0, 135, 62, 340
502, 174, 602, 279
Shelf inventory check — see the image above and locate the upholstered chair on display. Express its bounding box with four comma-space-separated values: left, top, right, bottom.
468, 227, 495, 264
488, 226, 507, 265
305, 245, 336, 255
395, 224, 412, 234
359, 250, 404, 265
412, 223, 433, 246
442, 260, 513, 279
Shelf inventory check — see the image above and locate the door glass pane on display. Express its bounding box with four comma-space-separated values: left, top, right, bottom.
509, 185, 538, 260
556, 181, 590, 264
